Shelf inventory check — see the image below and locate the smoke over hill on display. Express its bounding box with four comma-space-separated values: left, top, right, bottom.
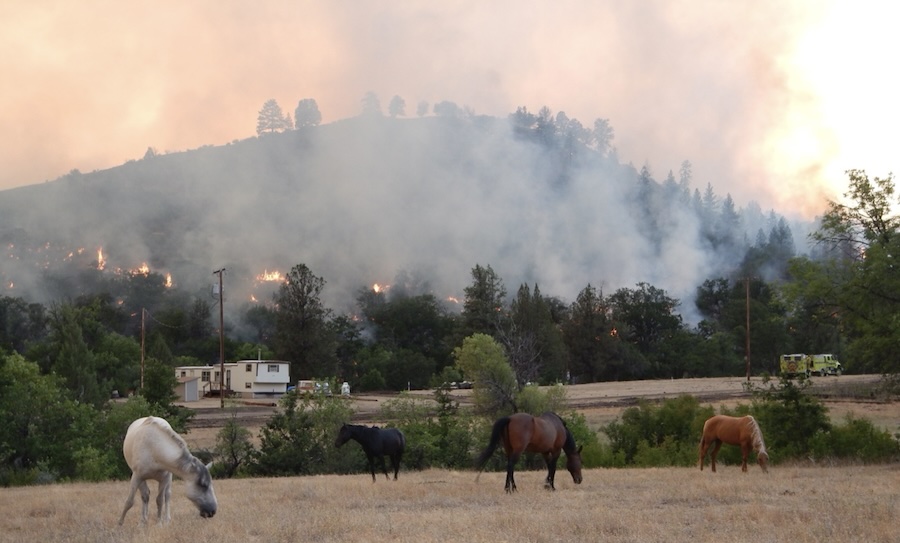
0, 114, 808, 328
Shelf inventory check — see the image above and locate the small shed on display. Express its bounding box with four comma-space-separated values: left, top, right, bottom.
176, 376, 200, 402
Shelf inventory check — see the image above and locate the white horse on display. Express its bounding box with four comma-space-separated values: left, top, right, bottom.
118, 416, 218, 525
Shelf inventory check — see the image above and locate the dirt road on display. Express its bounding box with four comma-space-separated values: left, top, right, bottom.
179, 374, 891, 450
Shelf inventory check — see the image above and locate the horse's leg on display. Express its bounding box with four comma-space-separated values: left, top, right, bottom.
367, 455, 377, 482
543, 452, 559, 490
390, 453, 401, 480
699, 438, 709, 471
157, 472, 172, 524
710, 440, 723, 473
740, 444, 750, 472
138, 480, 151, 524
118, 474, 145, 525
505, 453, 520, 493
379, 455, 390, 480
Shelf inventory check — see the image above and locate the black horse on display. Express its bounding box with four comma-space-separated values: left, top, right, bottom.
335, 423, 406, 482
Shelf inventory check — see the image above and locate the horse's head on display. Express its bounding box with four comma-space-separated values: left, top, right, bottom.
757, 451, 769, 473
186, 459, 218, 519
335, 424, 351, 448
566, 445, 584, 484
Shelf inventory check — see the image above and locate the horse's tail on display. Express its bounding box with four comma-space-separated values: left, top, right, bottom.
698, 416, 715, 467
475, 416, 510, 477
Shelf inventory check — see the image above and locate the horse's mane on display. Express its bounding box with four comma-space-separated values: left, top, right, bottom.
147, 417, 205, 479
545, 412, 578, 454
745, 416, 768, 456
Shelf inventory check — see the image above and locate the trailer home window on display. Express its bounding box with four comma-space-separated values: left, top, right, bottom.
267, 364, 279, 373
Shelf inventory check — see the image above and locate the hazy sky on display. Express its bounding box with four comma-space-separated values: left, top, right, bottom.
2, 1, 896, 217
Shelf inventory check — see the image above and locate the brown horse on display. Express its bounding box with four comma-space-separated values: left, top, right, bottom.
699, 415, 769, 473
475, 412, 583, 492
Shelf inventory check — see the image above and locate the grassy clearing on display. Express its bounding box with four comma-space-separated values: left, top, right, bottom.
1, 464, 897, 543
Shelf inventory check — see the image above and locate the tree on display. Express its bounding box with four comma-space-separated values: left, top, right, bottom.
214, 412, 255, 478
716, 194, 742, 249
0, 353, 99, 483
592, 118, 614, 156
252, 391, 354, 476
0, 296, 47, 354
273, 264, 338, 380
388, 95, 406, 118
46, 304, 105, 407
141, 357, 179, 411
501, 284, 567, 385
452, 333, 517, 416
816, 169, 898, 252
433, 101, 462, 118
366, 294, 454, 373
361, 92, 382, 116
459, 264, 506, 340
187, 298, 213, 339
705, 278, 790, 376
563, 284, 615, 382
809, 170, 900, 373
510, 106, 536, 133
608, 283, 683, 378
416, 101, 429, 117
695, 278, 731, 332
294, 98, 322, 128
256, 99, 292, 136
241, 304, 276, 344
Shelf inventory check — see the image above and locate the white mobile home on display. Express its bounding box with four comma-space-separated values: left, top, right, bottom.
175, 360, 291, 399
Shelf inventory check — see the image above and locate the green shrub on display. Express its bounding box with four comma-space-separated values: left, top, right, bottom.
603, 395, 713, 465
72, 446, 116, 482
747, 378, 830, 462
380, 389, 481, 470
250, 391, 354, 476
810, 415, 900, 462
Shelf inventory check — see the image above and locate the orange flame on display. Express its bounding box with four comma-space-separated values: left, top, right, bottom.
165, 273, 173, 287
257, 269, 284, 282
132, 263, 150, 275
447, 296, 460, 304
97, 248, 106, 270
373, 283, 390, 293
250, 294, 258, 302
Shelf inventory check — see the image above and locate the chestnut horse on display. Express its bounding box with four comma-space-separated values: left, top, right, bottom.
699, 415, 769, 473
475, 412, 583, 493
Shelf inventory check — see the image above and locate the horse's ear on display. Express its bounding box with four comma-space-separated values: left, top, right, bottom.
206, 461, 214, 470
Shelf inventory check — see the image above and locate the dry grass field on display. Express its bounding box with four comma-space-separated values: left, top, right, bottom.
2, 375, 896, 543
1, 465, 898, 543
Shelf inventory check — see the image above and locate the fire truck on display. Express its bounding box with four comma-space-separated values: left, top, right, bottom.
779, 353, 843, 378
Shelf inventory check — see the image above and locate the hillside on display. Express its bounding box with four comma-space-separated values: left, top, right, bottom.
0, 114, 805, 326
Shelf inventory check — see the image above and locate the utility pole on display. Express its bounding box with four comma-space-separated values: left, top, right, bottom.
213, 268, 226, 408
745, 277, 751, 382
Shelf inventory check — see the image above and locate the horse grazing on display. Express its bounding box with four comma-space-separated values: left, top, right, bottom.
335, 423, 406, 482
699, 414, 769, 473
119, 416, 218, 525
475, 412, 583, 493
